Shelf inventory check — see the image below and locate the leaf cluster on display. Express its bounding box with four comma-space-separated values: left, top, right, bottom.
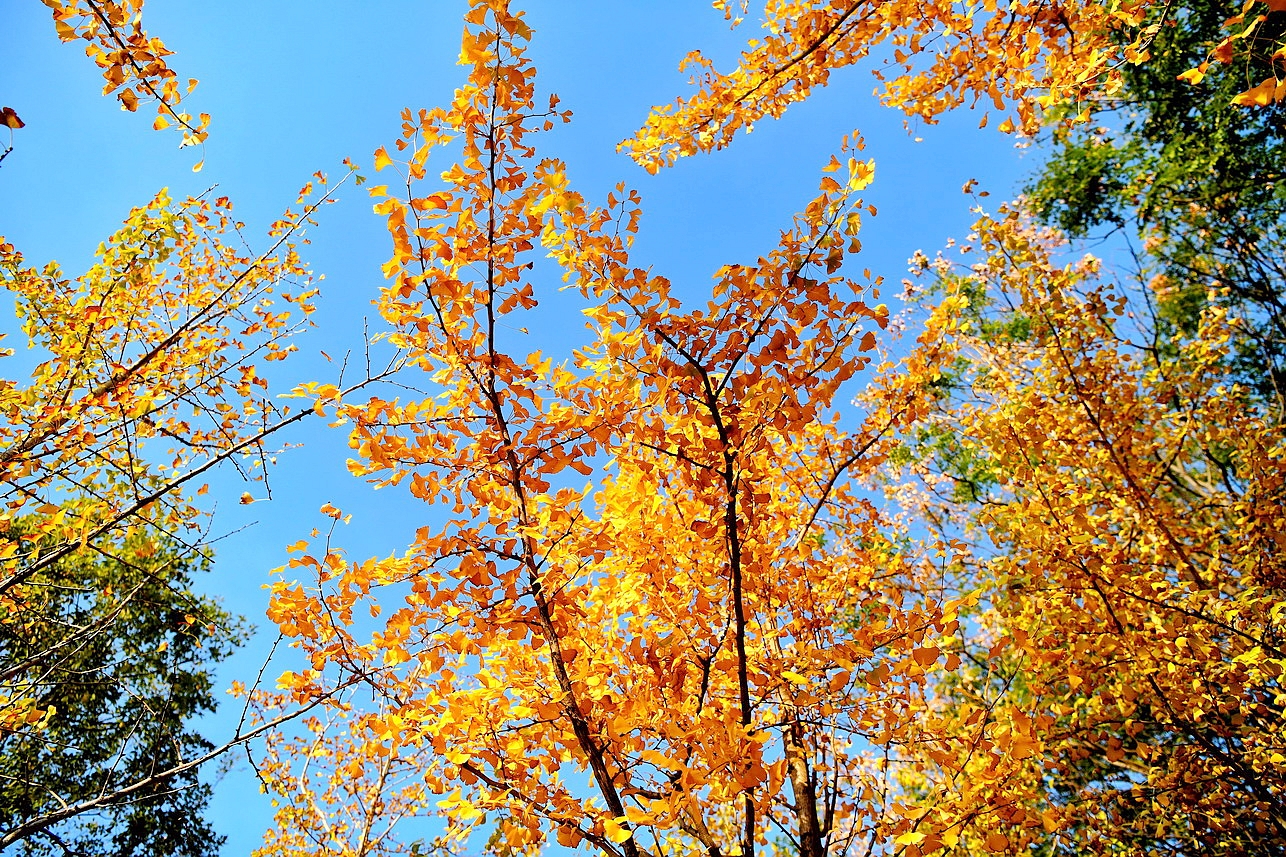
0, 524, 246, 857
1027, 0, 1286, 401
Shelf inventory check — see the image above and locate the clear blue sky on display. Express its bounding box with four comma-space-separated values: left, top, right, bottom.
1, 2, 1031, 852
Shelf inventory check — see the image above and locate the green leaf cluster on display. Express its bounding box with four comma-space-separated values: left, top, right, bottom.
1027, 0, 1286, 400
0, 524, 247, 857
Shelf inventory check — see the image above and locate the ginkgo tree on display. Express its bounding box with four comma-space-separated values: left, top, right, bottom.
248, 3, 966, 856
615, 0, 1286, 852
875, 204, 1286, 855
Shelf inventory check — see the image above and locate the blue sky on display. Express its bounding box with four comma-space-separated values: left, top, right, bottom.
1, 2, 1032, 852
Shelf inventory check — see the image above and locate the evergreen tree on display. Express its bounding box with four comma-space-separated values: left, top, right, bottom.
1, 524, 246, 856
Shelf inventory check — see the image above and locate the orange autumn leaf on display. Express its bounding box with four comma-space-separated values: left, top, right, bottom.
1231, 75, 1282, 105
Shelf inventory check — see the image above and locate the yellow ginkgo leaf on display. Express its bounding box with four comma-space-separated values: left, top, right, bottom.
603, 818, 633, 844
